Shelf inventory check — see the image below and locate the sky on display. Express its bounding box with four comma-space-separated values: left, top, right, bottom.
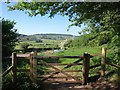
1, 2, 84, 36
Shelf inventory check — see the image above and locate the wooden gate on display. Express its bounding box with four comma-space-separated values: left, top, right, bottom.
30, 52, 91, 85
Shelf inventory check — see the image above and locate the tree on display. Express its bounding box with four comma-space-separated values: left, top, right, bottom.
2, 18, 19, 57
7, 2, 120, 60
7, 2, 119, 27
20, 43, 30, 53
7, 2, 120, 36
35, 39, 43, 43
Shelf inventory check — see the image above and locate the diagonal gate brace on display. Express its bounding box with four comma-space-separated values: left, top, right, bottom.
39, 60, 81, 83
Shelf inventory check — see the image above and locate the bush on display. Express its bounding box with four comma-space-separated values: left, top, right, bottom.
35, 39, 43, 43
2, 18, 19, 57
20, 43, 30, 53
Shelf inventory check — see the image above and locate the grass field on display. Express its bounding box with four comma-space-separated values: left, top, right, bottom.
56, 46, 102, 56
15, 39, 62, 50
51, 46, 115, 77
53, 46, 102, 64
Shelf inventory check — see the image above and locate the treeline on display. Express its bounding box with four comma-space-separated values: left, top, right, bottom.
64, 30, 114, 48
14, 47, 60, 53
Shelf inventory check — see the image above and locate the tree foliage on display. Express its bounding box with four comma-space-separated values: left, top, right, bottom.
8, 2, 120, 29
7, 2, 120, 61
7, 2, 120, 43
20, 43, 30, 53
2, 18, 19, 57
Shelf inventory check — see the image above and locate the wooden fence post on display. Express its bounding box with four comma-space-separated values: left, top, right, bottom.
101, 48, 107, 76
12, 52, 17, 84
32, 52, 37, 83
30, 52, 34, 82
83, 52, 90, 85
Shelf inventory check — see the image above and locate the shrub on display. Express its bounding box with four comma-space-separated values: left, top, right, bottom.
2, 18, 19, 57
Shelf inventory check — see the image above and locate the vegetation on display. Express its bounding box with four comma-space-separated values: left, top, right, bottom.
2, 46, 120, 90
15, 34, 74, 53
2, 18, 19, 57
15, 39, 61, 53
20, 43, 30, 53
8, 2, 120, 63
64, 32, 112, 48
2, 2, 120, 90
2, 58, 41, 90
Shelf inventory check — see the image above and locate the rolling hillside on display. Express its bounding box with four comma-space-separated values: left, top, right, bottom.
18, 33, 75, 41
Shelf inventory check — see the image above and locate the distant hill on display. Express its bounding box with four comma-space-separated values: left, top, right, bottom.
18, 34, 28, 38
18, 33, 75, 41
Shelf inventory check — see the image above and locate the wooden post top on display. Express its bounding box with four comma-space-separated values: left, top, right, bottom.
84, 52, 90, 58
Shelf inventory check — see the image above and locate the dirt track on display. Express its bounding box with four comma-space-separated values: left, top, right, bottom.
41, 78, 120, 90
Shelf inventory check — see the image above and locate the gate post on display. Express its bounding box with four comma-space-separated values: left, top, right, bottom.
12, 52, 17, 84
30, 52, 34, 82
32, 52, 37, 83
101, 48, 107, 76
83, 52, 90, 85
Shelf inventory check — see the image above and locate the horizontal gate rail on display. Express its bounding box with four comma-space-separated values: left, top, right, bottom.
34, 55, 84, 59
42, 80, 82, 84
37, 70, 83, 73
37, 75, 82, 79
106, 62, 120, 68
37, 62, 83, 66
